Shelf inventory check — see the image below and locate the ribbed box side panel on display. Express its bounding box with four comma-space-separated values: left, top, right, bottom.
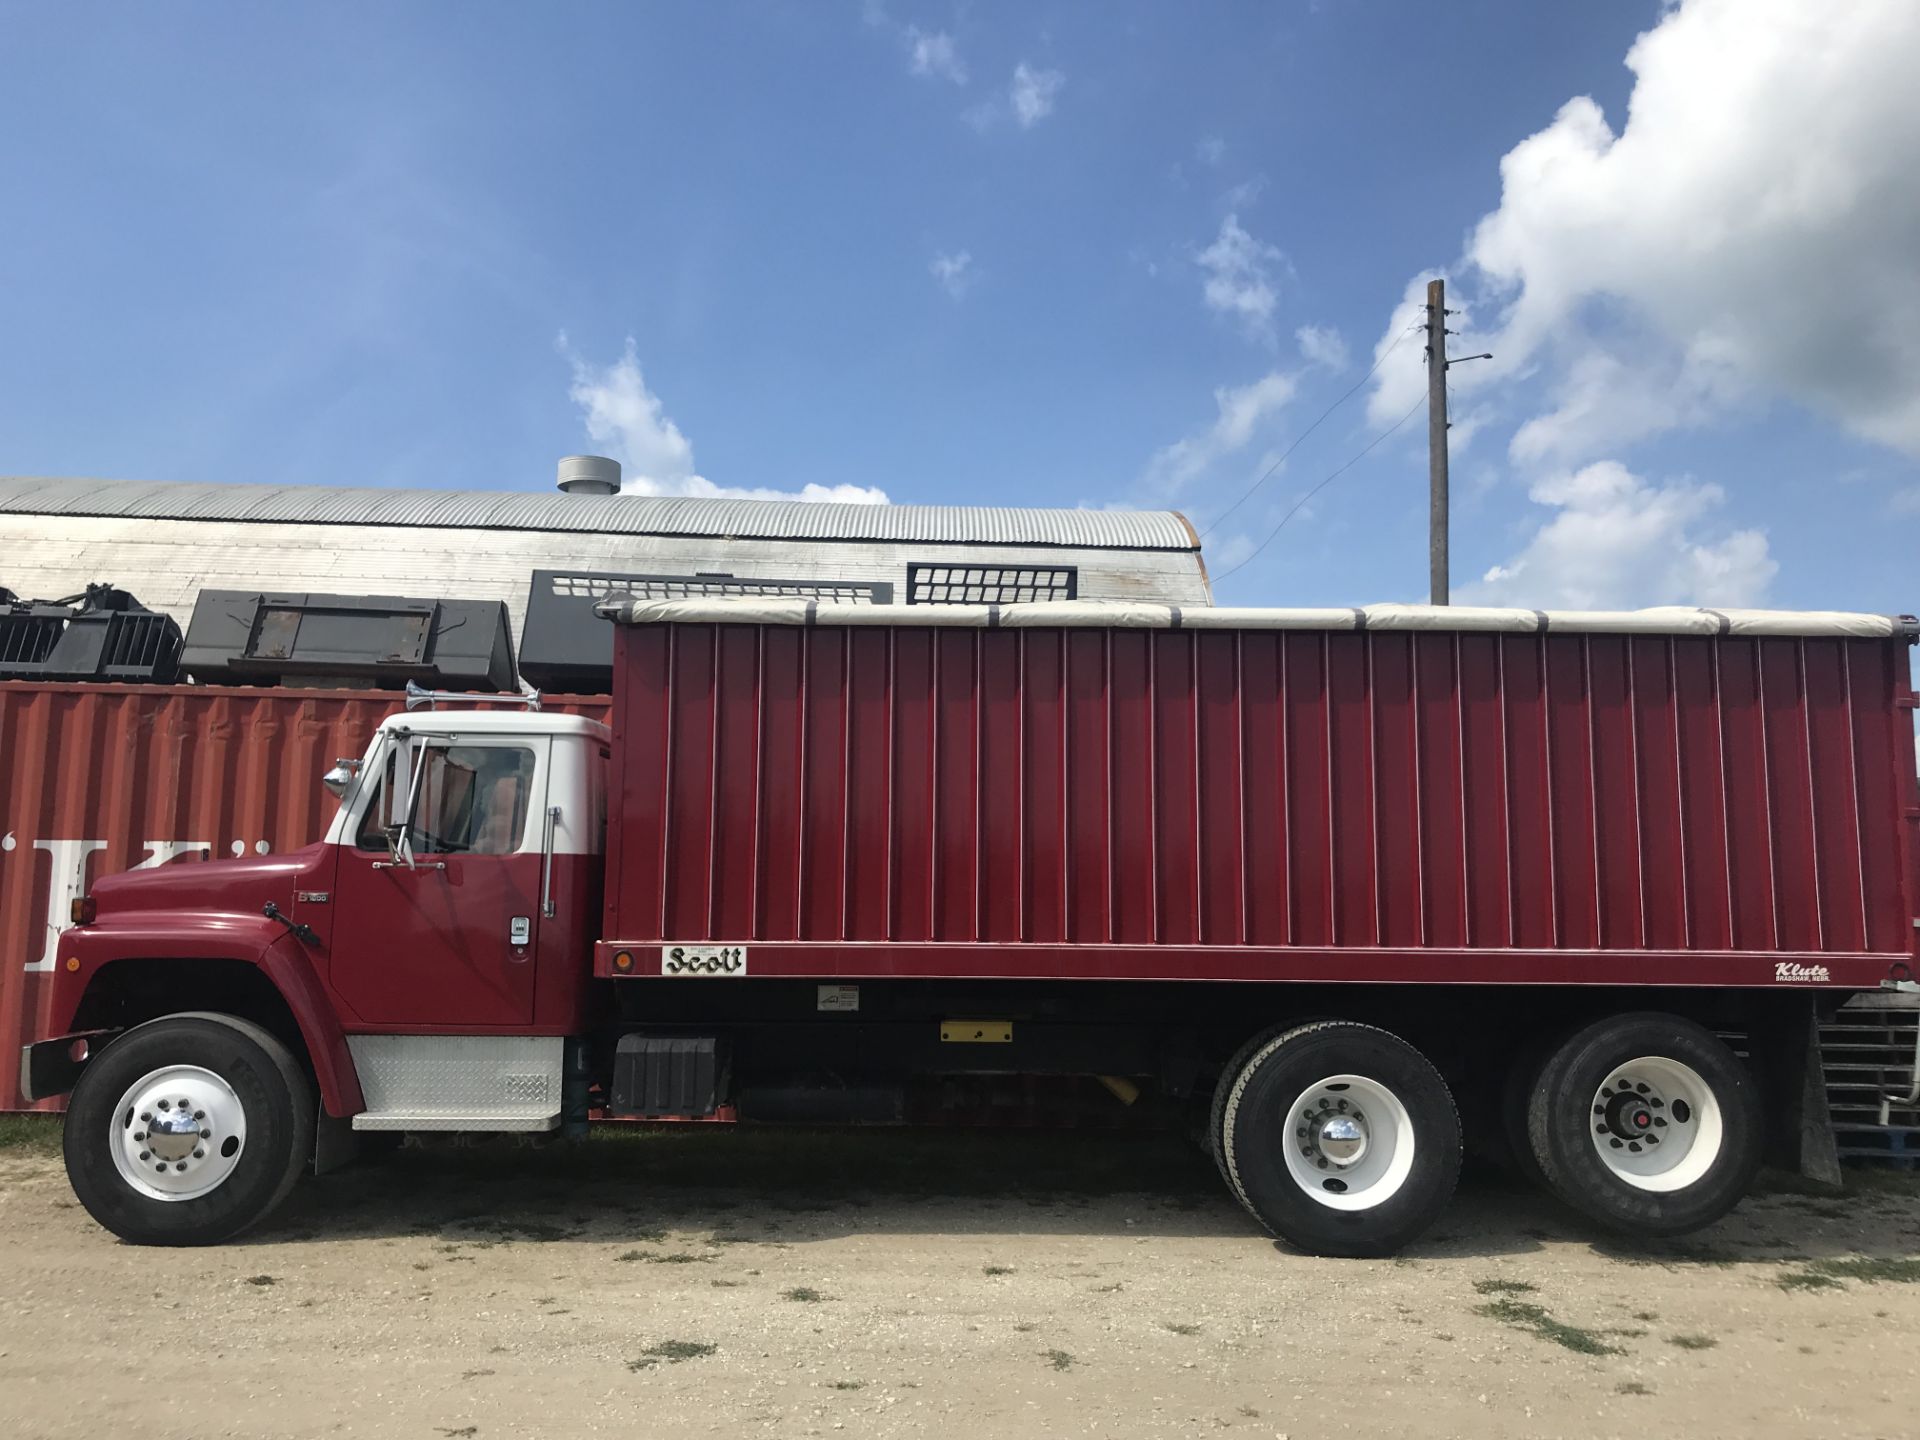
1, 682, 608, 1111
608, 623, 1914, 969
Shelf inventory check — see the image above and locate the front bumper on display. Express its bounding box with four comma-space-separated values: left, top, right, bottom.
18, 1031, 118, 1103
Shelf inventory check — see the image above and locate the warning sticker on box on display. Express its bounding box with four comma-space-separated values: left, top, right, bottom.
816, 984, 860, 1013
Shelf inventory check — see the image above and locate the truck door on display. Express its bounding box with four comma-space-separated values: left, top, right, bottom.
328, 734, 550, 1028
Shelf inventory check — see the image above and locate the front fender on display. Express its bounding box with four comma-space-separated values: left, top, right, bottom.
53, 912, 366, 1117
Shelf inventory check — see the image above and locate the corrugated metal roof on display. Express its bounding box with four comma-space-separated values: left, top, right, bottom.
0, 476, 1198, 552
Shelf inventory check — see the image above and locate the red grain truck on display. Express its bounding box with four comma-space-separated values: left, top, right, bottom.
21, 599, 1920, 1256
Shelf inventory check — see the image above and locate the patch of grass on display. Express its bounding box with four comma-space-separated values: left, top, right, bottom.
1666, 1333, 1717, 1350
1473, 1298, 1622, 1357
782, 1286, 828, 1303
1236, 1406, 1260, 1419
710, 1278, 743, 1288
1471, 1278, 1537, 1296
983, 1264, 1015, 1276
1043, 1349, 1074, 1371
460, 1369, 495, 1380
244, 1274, 277, 1287
628, 1340, 716, 1370
1776, 1269, 1845, 1292
1090, 1281, 1123, 1293
616, 1250, 647, 1263
1807, 1256, 1920, 1285
645, 1252, 713, 1265
1013, 1322, 1038, 1333
1775, 1255, 1920, 1292
1163, 1321, 1201, 1336
0, 1114, 62, 1153
826, 1380, 865, 1391
1433, 1332, 1455, 1342
453, 1217, 575, 1244
1615, 1381, 1653, 1397
436, 1429, 478, 1438
1631, 1310, 1659, 1322
412, 1261, 433, 1271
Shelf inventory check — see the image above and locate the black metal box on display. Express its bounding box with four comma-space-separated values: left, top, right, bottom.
609, 1034, 724, 1119
180, 590, 515, 690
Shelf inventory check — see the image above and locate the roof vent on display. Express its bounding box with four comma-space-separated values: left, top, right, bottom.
556, 455, 622, 496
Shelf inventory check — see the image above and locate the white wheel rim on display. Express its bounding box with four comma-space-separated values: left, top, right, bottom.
108, 1066, 248, 1202
1587, 1055, 1723, 1193
1282, 1074, 1416, 1211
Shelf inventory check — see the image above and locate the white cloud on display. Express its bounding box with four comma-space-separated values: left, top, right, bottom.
929, 250, 973, 300
565, 339, 888, 504
1460, 460, 1775, 609
1369, 0, 1920, 464
906, 27, 966, 84
1197, 214, 1284, 339
1195, 135, 1226, 167
1142, 370, 1298, 497
1295, 324, 1349, 372
1010, 63, 1064, 127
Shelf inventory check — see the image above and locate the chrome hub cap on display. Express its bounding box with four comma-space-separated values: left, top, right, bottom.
110, 1066, 248, 1202
1588, 1055, 1722, 1192
1282, 1075, 1416, 1212
1316, 1114, 1369, 1166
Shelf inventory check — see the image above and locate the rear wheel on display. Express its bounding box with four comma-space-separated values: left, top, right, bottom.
1219, 1021, 1462, 1258
65, 1013, 313, 1246
1525, 1013, 1761, 1237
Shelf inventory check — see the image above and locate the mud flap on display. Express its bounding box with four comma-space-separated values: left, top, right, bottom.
1749, 996, 1842, 1189
312, 1104, 360, 1177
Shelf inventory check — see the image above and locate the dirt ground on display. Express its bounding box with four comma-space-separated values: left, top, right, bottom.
1, 1123, 1917, 1440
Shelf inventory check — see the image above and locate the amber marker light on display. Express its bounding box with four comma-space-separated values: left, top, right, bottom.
613, 950, 634, 972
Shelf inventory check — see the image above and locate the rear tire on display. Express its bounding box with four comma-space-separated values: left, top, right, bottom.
1220, 1021, 1462, 1258
65, 1013, 313, 1246
1525, 1012, 1761, 1237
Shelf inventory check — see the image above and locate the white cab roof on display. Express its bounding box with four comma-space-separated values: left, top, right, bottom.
377, 710, 610, 740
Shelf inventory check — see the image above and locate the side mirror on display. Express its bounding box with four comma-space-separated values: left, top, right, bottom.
322, 756, 363, 799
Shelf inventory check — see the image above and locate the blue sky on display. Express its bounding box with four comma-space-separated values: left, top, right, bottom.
2, 1, 1916, 610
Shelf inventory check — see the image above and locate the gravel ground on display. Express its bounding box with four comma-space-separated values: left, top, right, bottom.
1, 1121, 1917, 1439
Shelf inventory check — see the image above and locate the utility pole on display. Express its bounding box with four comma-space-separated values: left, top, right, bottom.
1426, 277, 1450, 607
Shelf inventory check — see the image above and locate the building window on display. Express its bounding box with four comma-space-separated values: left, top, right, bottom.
906, 564, 1079, 605
545, 572, 889, 604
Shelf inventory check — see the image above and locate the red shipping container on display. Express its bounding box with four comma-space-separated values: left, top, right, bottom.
0, 682, 608, 1110
598, 615, 1920, 990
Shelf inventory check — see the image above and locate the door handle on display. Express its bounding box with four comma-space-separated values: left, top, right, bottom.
540, 806, 560, 918
371, 861, 447, 872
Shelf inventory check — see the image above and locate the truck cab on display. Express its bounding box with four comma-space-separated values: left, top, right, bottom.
23, 707, 608, 1246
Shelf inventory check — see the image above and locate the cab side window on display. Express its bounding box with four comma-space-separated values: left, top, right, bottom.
414, 746, 537, 856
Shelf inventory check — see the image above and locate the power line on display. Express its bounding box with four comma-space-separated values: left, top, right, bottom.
1197, 323, 1421, 541
1209, 392, 1427, 587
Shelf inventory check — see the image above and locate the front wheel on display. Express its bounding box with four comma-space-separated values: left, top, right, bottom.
64, 1013, 313, 1246
1219, 1021, 1462, 1258
1525, 1012, 1762, 1237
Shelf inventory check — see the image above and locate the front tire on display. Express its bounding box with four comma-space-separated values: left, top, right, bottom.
65, 1013, 313, 1246
1525, 1012, 1762, 1237
1220, 1021, 1462, 1258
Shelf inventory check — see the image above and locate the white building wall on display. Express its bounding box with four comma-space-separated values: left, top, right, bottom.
0, 513, 1213, 648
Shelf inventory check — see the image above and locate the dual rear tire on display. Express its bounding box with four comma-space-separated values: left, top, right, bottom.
1213, 1021, 1463, 1258
1523, 1012, 1762, 1236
